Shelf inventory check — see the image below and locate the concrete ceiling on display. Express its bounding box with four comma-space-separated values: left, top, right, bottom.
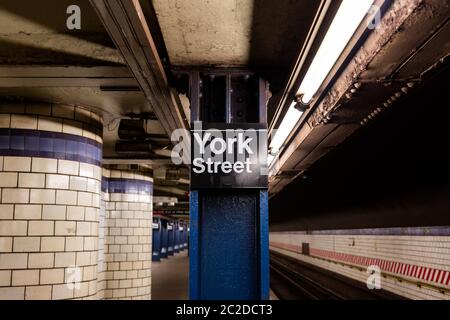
0, 0, 322, 123
153, 0, 254, 66
0, 0, 168, 166
0, 0, 150, 117
0, 0, 122, 65
0, 0, 324, 209
153, 0, 321, 91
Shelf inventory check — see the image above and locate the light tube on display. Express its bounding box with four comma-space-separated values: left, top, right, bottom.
297, 0, 374, 104
269, 101, 303, 163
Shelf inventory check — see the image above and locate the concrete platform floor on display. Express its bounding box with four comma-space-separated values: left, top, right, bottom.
152, 251, 189, 300
151, 250, 278, 300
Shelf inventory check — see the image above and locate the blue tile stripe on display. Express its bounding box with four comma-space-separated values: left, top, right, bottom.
272, 226, 450, 236
101, 177, 153, 195
0, 128, 102, 166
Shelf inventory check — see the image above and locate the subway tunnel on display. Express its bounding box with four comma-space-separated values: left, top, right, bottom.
0, 0, 449, 302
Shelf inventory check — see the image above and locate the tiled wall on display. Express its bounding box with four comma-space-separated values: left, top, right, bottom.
0, 102, 103, 300
100, 168, 153, 300
97, 190, 107, 298
270, 228, 450, 300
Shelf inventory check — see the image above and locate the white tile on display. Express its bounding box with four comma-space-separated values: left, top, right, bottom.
30, 189, 56, 204
0, 114, 10, 127
18, 173, 45, 188
1, 188, 29, 204
58, 160, 79, 176
3, 157, 31, 172
0, 172, 18, 188
10, 114, 38, 129
32, 158, 58, 173
25, 286, 52, 300
52, 104, 75, 119
0, 253, 28, 269
13, 237, 41, 252
62, 119, 83, 136
42, 205, 66, 220
46, 174, 69, 189
0, 204, 14, 219
38, 116, 62, 132
41, 237, 65, 252
0, 287, 25, 300
28, 220, 54, 236
28, 253, 54, 269
14, 204, 42, 219
56, 190, 77, 205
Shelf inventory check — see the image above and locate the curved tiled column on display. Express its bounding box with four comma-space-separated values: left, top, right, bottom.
101, 168, 153, 300
0, 102, 102, 300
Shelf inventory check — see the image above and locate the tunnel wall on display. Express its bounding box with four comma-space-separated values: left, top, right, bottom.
99, 168, 153, 300
0, 102, 102, 300
270, 228, 450, 299
269, 66, 450, 300
270, 66, 450, 231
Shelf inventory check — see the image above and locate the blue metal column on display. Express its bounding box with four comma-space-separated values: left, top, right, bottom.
189, 71, 269, 300
178, 222, 184, 251
160, 219, 168, 259
181, 222, 187, 250
174, 221, 180, 254
167, 221, 174, 256
167, 222, 175, 256
152, 218, 161, 261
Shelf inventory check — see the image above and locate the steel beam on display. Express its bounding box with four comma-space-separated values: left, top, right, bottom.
90, 0, 190, 162
0, 66, 136, 87
269, 0, 450, 197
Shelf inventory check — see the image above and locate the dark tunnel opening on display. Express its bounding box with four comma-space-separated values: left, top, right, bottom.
270, 62, 450, 231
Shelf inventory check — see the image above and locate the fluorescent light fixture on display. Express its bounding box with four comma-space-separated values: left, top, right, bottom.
269, 101, 304, 163
297, 0, 374, 103
268, 153, 275, 166
269, 0, 374, 165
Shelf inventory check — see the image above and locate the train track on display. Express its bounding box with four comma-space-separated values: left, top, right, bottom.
270, 251, 404, 300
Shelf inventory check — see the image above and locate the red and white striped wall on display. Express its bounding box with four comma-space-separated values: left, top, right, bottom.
270, 227, 450, 300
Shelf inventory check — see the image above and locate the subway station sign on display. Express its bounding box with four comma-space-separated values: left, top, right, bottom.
190, 122, 268, 189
